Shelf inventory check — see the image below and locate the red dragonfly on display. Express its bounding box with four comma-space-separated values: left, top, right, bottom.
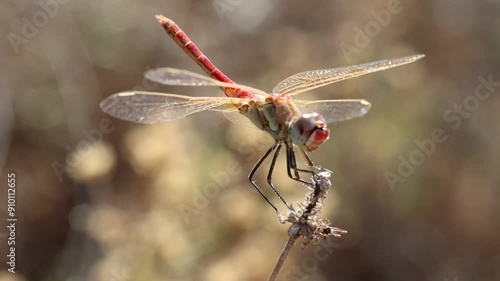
101, 15, 424, 214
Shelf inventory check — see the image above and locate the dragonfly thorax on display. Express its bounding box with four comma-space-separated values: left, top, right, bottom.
241, 95, 330, 151
290, 113, 330, 151
242, 94, 301, 139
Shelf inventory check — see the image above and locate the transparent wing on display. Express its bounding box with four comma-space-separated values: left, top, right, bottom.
100, 91, 245, 124
294, 99, 371, 124
222, 110, 256, 127
273, 54, 425, 95
146, 68, 270, 97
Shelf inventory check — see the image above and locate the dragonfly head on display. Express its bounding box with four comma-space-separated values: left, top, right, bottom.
290, 113, 330, 151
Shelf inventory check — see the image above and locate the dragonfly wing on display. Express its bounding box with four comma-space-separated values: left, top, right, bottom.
273, 54, 425, 95
221, 110, 257, 127
294, 99, 371, 124
145, 68, 270, 97
100, 91, 244, 124
203, 106, 256, 127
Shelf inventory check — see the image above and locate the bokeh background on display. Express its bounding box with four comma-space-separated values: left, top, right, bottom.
1, 0, 500, 280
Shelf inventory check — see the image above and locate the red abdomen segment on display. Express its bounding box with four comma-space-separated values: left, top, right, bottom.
156, 15, 253, 99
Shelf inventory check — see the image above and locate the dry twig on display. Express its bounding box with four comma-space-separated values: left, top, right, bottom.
268, 170, 347, 281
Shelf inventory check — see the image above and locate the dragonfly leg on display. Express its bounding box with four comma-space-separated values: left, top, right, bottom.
299, 148, 330, 173
300, 148, 314, 166
249, 142, 281, 214
285, 145, 315, 188
295, 148, 324, 174
266, 142, 293, 211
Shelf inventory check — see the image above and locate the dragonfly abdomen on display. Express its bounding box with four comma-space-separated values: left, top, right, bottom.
158, 16, 255, 100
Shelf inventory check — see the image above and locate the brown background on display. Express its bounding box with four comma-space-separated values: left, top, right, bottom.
1, 0, 499, 280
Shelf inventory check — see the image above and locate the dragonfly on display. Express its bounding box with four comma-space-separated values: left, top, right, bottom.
100, 15, 425, 215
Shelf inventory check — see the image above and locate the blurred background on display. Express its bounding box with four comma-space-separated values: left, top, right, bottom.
1, 0, 500, 280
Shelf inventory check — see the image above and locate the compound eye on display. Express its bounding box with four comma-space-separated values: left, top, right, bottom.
291, 113, 329, 151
